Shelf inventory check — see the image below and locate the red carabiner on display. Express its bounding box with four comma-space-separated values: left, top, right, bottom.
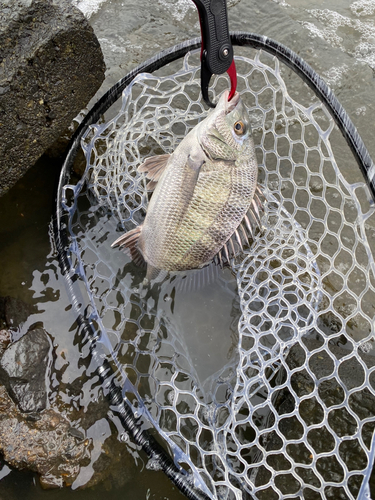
227, 59, 237, 101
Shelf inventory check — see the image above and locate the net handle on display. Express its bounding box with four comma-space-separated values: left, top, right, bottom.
54, 33, 375, 500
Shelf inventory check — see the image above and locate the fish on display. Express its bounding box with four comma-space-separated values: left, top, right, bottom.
112, 90, 263, 280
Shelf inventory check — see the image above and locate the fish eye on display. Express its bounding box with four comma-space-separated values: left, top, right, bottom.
234, 120, 246, 136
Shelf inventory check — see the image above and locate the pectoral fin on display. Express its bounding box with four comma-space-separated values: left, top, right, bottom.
187, 152, 204, 172
138, 154, 171, 191
178, 148, 206, 212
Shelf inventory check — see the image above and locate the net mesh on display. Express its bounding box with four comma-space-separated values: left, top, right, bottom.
60, 50, 375, 499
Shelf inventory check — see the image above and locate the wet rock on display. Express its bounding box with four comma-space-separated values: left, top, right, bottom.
0, 327, 52, 412
0, 0, 105, 196
0, 331, 137, 489
45, 108, 88, 159
0, 295, 35, 330
0, 381, 137, 489
0, 385, 90, 488
85, 431, 138, 490
56, 391, 133, 487
0, 329, 11, 356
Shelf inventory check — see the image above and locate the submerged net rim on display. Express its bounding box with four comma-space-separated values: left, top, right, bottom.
54, 33, 375, 500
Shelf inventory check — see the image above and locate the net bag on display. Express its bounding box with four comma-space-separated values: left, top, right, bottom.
55, 34, 375, 500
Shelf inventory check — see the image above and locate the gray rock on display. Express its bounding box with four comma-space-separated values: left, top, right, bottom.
0, 382, 138, 489
0, 385, 90, 488
0, 0, 105, 196
0, 327, 52, 412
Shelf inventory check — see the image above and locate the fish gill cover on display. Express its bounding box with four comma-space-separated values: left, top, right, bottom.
58, 49, 375, 499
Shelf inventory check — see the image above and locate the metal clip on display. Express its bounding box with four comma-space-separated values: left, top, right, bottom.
190, 0, 237, 108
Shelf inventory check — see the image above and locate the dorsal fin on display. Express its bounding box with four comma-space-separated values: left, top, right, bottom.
216, 234, 244, 265
111, 226, 146, 267
218, 184, 266, 264
138, 154, 171, 191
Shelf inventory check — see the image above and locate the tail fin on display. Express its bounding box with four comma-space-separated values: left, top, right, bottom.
111, 226, 145, 267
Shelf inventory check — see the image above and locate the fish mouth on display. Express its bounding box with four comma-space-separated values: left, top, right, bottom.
226, 92, 241, 113
216, 90, 241, 114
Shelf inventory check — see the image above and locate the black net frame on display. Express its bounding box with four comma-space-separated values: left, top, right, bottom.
53, 33, 375, 500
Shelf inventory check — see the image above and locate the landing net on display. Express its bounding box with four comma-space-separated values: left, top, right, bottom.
56, 38, 375, 500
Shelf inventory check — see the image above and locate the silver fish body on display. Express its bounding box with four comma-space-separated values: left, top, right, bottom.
112, 90, 260, 277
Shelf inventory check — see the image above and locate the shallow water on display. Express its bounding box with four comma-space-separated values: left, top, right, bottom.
1, 0, 375, 498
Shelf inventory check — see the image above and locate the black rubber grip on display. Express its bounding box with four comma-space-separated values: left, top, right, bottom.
191, 0, 233, 75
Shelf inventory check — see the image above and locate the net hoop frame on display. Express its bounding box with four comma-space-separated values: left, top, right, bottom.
53, 33, 375, 500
